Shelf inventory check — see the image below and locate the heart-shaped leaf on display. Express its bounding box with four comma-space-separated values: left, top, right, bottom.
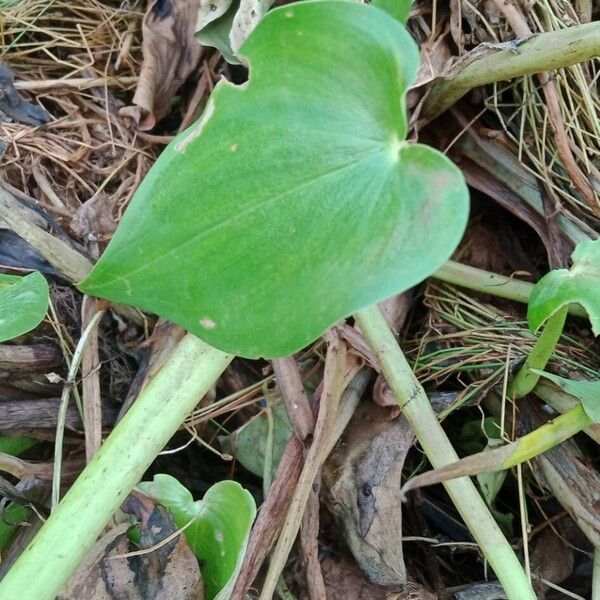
79, 0, 469, 358
533, 369, 600, 423
528, 238, 600, 334
0, 272, 48, 342
137, 475, 256, 600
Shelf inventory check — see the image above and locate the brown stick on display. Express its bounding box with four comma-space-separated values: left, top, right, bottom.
0, 345, 62, 373
0, 398, 116, 430
260, 333, 347, 599
272, 357, 326, 598
0, 453, 84, 482
272, 356, 315, 442
231, 367, 369, 598
80, 297, 103, 462
230, 436, 304, 600
300, 477, 326, 600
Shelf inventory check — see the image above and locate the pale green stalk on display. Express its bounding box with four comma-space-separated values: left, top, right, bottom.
434, 260, 534, 304
508, 306, 568, 399
535, 381, 600, 445
422, 21, 600, 120
593, 548, 600, 600
486, 404, 591, 469
52, 308, 106, 510
354, 304, 535, 600
403, 404, 592, 492
434, 261, 587, 318
0, 334, 232, 600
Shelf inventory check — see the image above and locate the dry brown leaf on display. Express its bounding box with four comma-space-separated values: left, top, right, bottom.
319, 555, 435, 600
323, 402, 415, 586
318, 555, 390, 600
0, 64, 51, 126
530, 529, 574, 598
71, 192, 119, 242
121, 0, 203, 130
59, 493, 203, 599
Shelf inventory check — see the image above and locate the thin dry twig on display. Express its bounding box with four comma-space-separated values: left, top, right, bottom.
80, 296, 103, 462
491, 0, 598, 213
260, 332, 347, 599
300, 478, 326, 600
272, 356, 314, 443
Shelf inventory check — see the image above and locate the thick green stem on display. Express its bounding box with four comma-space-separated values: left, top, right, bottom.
434, 261, 587, 317
422, 22, 600, 120
435, 261, 533, 303
508, 306, 568, 399
354, 305, 535, 600
0, 334, 232, 600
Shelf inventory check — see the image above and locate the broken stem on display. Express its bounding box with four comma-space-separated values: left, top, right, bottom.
422, 21, 600, 120
0, 334, 232, 600
403, 404, 591, 492
354, 304, 535, 600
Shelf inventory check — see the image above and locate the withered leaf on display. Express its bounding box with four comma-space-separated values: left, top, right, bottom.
59, 493, 203, 599
121, 0, 203, 130
323, 402, 414, 586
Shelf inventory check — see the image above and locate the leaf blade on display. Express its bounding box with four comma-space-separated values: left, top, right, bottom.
80, 0, 468, 358
528, 238, 600, 334
137, 474, 256, 600
0, 272, 49, 342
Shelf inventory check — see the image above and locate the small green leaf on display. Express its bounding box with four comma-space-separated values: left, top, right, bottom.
372, 0, 412, 24
533, 369, 600, 423
0, 272, 48, 342
80, 0, 469, 358
137, 475, 256, 600
0, 435, 37, 456
0, 504, 29, 551
219, 402, 293, 478
528, 238, 600, 334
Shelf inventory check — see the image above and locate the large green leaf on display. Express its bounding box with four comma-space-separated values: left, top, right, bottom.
0, 272, 48, 342
137, 475, 256, 600
372, 0, 412, 24
79, 0, 469, 358
528, 238, 600, 334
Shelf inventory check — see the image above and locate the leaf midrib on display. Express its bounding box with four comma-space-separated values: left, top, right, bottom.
87, 144, 393, 292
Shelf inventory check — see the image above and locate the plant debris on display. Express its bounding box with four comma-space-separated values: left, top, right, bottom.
0, 0, 599, 598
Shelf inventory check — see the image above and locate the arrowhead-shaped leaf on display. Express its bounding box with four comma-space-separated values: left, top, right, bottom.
0, 272, 48, 342
528, 238, 600, 334
137, 475, 256, 600
79, 0, 469, 358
